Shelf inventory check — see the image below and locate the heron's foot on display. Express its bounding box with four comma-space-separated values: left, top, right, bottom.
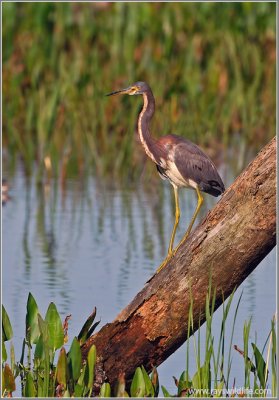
156, 231, 192, 273
157, 254, 172, 273
157, 248, 178, 272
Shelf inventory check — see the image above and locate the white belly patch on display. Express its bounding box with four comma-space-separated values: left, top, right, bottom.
165, 161, 198, 189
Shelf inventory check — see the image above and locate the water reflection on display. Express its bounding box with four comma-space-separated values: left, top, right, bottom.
2, 161, 276, 392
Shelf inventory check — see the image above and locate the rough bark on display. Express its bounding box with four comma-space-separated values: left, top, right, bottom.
82, 137, 276, 390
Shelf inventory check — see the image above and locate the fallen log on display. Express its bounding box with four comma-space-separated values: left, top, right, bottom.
82, 137, 276, 390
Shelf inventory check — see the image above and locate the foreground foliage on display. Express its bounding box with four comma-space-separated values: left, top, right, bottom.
2, 289, 277, 397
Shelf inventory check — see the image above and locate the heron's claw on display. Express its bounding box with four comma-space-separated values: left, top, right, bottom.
157, 252, 175, 273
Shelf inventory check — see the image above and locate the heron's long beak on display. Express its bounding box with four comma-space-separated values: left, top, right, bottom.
106, 87, 131, 96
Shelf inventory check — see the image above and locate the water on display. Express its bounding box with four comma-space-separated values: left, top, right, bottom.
2, 162, 276, 396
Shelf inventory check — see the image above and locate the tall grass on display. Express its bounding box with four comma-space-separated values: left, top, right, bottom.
2, 3, 276, 181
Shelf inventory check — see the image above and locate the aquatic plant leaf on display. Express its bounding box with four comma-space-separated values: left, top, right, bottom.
87, 344, 97, 389
192, 367, 202, 389
77, 307, 97, 345
19, 338, 25, 366
202, 362, 212, 390
226, 292, 243, 386
87, 320, 101, 340
2, 338, 7, 362
178, 370, 192, 395
161, 385, 172, 397
77, 362, 86, 387
63, 388, 71, 397
74, 383, 84, 397
10, 342, 15, 372
151, 367, 159, 397
141, 365, 154, 397
37, 314, 51, 396
2, 305, 13, 341
38, 314, 49, 344
26, 293, 40, 344
37, 375, 44, 397
34, 334, 44, 361
56, 347, 68, 386
271, 318, 277, 397
63, 389, 71, 398
24, 372, 36, 397
116, 372, 126, 397
212, 380, 225, 397
45, 302, 64, 351
130, 367, 145, 397
3, 363, 16, 394
100, 382, 111, 397
68, 337, 82, 381
192, 363, 211, 390
252, 343, 267, 388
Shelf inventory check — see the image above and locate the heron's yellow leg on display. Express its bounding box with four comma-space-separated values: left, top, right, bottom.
157, 186, 180, 272
174, 186, 204, 254
168, 185, 180, 254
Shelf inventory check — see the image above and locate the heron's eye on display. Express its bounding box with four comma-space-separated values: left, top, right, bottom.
129, 86, 139, 95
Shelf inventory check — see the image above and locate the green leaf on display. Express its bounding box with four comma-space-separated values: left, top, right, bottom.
68, 337, 82, 381
116, 372, 126, 397
243, 318, 252, 388
3, 363, 16, 394
192, 368, 201, 389
34, 334, 44, 361
161, 385, 172, 397
74, 383, 84, 397
2, 338, 7, 362
2, 305, 13, 341
10, 342, 15, 372
141, 365, 154, 397
130, 367, 145, 397
87, 320, 101, 340
87, 344, 96, 390
252, 343, 267, 388
100, 382, 111, 397
271, 318, 277, 397
26, 293, 40, 344
202, 362, 211, 390
38, 314, 49, 343
77, 307, 97, 345
151, 367, 159, 397
24, 372, 36, 397
63, 388, 71, 397
214, 380, 224, 397
178, 370, 192, 396
45, 302, 64, 351
37, 375, 44, 397
192, 363, 211, 390
19, 338, 25, 366
56, 347, 68, 386
37, 315, 50, 397
77, 362, 86, 386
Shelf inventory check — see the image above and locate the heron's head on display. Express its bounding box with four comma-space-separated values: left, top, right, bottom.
106, 81, 150, 97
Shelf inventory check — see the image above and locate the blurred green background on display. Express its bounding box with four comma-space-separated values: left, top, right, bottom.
2, 2, 276, 182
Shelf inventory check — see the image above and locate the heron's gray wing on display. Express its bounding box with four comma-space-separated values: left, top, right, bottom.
174, 140, 225, 197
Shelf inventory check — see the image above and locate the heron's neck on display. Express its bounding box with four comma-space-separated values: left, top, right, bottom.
138, 91, 158, 164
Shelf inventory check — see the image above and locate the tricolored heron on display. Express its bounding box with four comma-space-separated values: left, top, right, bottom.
107, 82, 225, 272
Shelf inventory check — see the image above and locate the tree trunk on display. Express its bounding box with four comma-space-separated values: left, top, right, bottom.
82, 137, 276, 390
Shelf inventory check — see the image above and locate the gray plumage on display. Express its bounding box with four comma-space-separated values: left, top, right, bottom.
156, 134, 225, 197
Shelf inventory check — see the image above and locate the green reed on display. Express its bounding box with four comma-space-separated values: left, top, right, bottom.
2, 3, 276, 181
